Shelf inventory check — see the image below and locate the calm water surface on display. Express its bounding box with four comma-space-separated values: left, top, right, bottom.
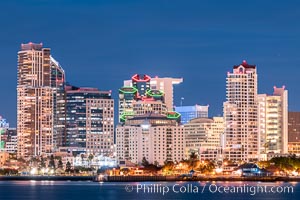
0, 181, 299, 200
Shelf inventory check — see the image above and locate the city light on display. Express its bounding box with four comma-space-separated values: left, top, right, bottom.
30, 168, 37, 175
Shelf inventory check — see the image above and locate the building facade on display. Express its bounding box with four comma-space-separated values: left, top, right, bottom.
3, 128, 18, 154
64, 85, 114, 156
17, 42, 65, 159
116, 113, 184, 166
175, 105, 209, 124
86, 97, 114, 156
184, 117, 224, 161
288, 112, 300, 155
223, 60, 258, 161
258, 86, 288, 156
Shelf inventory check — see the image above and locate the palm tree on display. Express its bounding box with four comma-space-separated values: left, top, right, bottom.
66, 161, 72, 173
88, 154, 94, 168
81, 154, 85, 166
58, 159, 63, 169
189, 152, 198, 170
48, 155, 56, 169
72, 151, 78, 159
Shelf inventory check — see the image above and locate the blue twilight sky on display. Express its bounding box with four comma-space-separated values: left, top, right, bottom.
0, 0, 300, 127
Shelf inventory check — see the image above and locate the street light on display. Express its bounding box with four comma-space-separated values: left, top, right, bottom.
179, 163, 182, 174
30, 168, 37, 175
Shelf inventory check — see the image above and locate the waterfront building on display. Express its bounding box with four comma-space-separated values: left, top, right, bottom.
184, 117, 224, 161
73, 154, 117, 168
64, 85, 114, 156
288, 112, 300, 155
17, 42, 65, 159
117, 74, 184, 165
116, 113, 184, 166
223, 60, 258, 161
258, 86, 288, 157
175, 105, 209, 124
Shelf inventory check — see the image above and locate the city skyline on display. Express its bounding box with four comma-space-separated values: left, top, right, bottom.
1, 2, 300, 199
1, 0, 300, 127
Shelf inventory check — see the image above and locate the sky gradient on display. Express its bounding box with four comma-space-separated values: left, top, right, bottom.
0, 0, 300, 127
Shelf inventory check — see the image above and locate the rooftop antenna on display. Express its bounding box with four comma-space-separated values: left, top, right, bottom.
180, 97, 184, 107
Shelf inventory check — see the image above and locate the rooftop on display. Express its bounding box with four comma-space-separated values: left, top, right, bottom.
233, 60, 256, 69
20, 42, 44, 51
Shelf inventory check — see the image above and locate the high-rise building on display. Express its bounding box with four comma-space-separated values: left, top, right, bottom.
258, 86, 288, 156
50, 57, 66, 150
184, 117, 224, 161
175, 105, 209, 124
64, 85, 114, 156
86, 97, 114, 156
223, 60, 258, 161
117, 74, 183, 165
17, 42, 65, 159
124, 76, 183, 111
288, 112, 300, 155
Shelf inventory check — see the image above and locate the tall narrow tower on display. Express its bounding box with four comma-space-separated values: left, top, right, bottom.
258, 86, 288, 155
223, 60, 258, 161
17, 42, 65, 159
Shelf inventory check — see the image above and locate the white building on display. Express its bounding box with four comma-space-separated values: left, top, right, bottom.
116, 113, 185, 166
184, 117, 224, 161
86, 97, 114, 156
73, 154, 117, 168
258, 86, 288, 157
223, 60, 258, 161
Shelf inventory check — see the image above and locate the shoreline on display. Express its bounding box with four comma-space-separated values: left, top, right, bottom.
0, 176, 94, 181
1, 175, 300, 182
99, 175, 300, 182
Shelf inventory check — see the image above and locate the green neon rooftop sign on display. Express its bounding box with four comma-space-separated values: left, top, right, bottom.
167, 111, 181, 119
146, 89, 164, 97
119, 86, 138, 94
